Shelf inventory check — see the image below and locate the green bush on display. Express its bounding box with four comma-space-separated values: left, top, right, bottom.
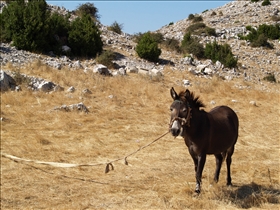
95, 50, 116, 69
162, 38, 181, 53
47, 12, 70, 54
108, 21, 123, 34
74, 2, 99, 20
68, 14, 103, 57
1, 0, 51, 52
262, 0, 271, 6
133, 32, 163, 44
0, 0, 103, 57
263, 73, 276, 83
186, 23, 216, 37
211, 11, 217, 16
251, 34, 272, 48
135, 32, 161, 62
181, 32, 204, 59
186, 22, 206, 33
188, 14, 195, 20
192, 16, 203, 22
204, 41, 238, 68
205, 27, 217, 36
240, 24, 280, 48
257, 24, 280, 40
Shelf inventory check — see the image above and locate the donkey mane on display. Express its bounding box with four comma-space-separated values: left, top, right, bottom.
178, 90, 205, 109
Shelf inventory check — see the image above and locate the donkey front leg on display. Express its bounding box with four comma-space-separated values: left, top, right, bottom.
195, 154, 206, 194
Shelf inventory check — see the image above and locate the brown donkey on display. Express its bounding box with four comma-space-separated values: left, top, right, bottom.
169, 87, 239, 194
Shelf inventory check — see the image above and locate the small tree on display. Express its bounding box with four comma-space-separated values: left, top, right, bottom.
1, 0, 51, 52
262, 0, 271, 6
46, 12, 70, 54
108, 21, 123, 34
135, 32, 161, 62
68, 14, 103, 57
188, 14, 195, 20
204, 41, 238, 68
75, 2, 99, 20
181, 32, 204, 59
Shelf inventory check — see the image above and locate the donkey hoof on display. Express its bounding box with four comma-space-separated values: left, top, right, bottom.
195, 188, 201, 194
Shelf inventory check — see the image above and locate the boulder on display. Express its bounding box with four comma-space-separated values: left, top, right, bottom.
149, 68, 162, 76
67, 86, 75, 93
38, 81, 55, 92
61, 45, 71, 53
0, 70, 16, 91
93, 64, 111, 75
196, 65, 208, 72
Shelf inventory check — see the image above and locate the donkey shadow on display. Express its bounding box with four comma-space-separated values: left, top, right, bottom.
222, 182, 280, 209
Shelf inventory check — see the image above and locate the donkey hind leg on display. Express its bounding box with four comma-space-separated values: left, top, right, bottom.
195, 154, 206, 194
226, 146, 235, 186
214, 153, 223, 183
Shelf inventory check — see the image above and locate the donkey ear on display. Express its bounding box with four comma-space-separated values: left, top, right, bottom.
184, 89, 191, 98
170, 87, 178, 100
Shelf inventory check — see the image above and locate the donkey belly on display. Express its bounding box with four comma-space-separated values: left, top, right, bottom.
207, 106, 238, 154
207, 130, 236, 154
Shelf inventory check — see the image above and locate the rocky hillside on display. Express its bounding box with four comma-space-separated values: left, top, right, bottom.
1, 0, 279, 92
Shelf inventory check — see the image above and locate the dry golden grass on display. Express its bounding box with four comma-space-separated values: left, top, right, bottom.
1, 62, 280, 209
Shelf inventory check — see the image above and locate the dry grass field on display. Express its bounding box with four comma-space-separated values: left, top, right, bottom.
1, 61, 280, 209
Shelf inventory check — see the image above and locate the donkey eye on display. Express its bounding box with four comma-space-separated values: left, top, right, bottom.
170, 108, 173, 112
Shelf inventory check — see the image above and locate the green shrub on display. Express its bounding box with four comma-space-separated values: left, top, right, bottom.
133, 32, 163, 44
47, 12, 70, 54
205, 27, 216, 36
240, 24, 280, 48
186, 22, 206, 33
68, 14, 103, 57
0, 0, 103, 57
162, 38, 181, 53
263, 73, 276, 83
0, 0, 51, 52
186, 23, 216, 37
108, 21, 123, 34
95, 50, 116, 69
188, 14, 195, 20
135, 32, 161, 62
258, 24, 280, 40
262, 0, 271, 6
211, 11, 217, 16
181, 32, 204, 59
74, 2, 99, 20
204, 41, 238, 68
251, 34, 272, 48
192, 15, 203, 22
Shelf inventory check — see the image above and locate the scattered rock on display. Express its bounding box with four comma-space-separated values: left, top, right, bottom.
182, 79, 191, 87
67, 86, 75, 93
82, 88, 92, 94
38, 81, 55, 92
54, 102, 89, 113
93, 64, 111, 76
249, 101, 257, 106
0, 70, 16, 91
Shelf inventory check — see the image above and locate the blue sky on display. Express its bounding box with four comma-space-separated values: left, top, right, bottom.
46, 1, 232, 34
